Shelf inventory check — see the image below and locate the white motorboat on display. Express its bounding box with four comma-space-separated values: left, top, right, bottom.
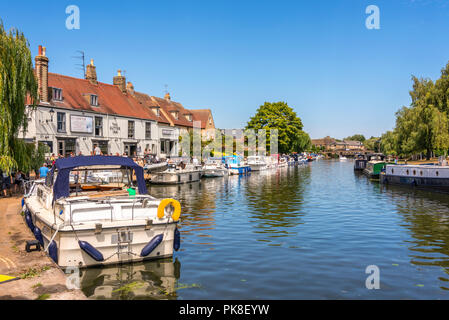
144, 161, 168, 173
278, 157, 288, 168
150, 162, 202, 184
22, 156, 182, 268
339, 156, 348, 161
202, 160, 228, 177
247, 155, 268, 171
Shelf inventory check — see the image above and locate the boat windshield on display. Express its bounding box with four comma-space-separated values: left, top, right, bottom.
50, 165, 135, 196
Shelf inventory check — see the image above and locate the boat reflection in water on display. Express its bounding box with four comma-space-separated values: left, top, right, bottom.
80, 258, 181, 300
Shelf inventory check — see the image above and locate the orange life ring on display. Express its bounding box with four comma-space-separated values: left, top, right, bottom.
157, 198, 181, 221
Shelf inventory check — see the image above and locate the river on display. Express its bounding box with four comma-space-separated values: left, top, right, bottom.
80, 160, 449, 299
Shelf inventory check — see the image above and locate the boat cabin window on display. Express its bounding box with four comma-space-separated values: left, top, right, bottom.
436, 171, 439, 177
420, 171, 423, 176
413, 170, 416, 176
406, 170, 409, 175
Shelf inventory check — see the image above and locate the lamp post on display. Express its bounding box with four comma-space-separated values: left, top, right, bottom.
49, 108, 55, 122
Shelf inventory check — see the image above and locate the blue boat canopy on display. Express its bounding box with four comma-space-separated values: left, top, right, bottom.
52, 156, 148, 200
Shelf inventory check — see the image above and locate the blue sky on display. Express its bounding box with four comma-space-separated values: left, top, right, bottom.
2, 0, 449, 139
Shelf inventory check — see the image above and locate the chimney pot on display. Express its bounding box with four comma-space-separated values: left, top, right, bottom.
113, 70, 126, 94
85, 58, 97, 84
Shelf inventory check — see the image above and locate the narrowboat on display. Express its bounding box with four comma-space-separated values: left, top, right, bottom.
380, 163, 449, 190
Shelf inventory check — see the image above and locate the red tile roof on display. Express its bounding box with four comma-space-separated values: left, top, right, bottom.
188, 109, 213, 129
45, 73, 158, 121
150, 96, 194, 128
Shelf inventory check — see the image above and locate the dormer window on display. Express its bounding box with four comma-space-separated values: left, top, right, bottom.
152, 107, 160, 117
185, 114, 192, 121
171, 111, 179, 120
90, 94, 98, 106
52, 88, 63, 101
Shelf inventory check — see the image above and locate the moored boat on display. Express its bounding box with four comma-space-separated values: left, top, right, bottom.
380, 163, 449, 190
224, 155, 250, 175
22, 156, 182, 268
150, 162, 202, 184
247, 155, 268, 171
202, 160, 228, 177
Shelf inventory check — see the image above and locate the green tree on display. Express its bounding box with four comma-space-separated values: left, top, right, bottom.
380, 131, 397, 156
245, 101, 309, 154
344, 134, 366, 142
0, 22, 38, 173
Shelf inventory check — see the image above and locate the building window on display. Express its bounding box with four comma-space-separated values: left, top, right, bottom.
90, 94, 98, 106
128, 120, 135, 139
160, 140, 165, 153
95, 117, 103, 136
145, 122, 152, 140
57, 112, 66, 133
186, 114, 192, 121
171, 111, 179, 120
152, 107, 160, 117
52, 88, 63, 101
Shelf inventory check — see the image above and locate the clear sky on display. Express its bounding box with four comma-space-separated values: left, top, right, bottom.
2, 0, 449, 139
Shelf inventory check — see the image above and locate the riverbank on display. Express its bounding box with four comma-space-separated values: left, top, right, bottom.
0, 196, 87, 300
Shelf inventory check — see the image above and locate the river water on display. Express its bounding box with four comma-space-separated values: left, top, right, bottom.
80, 160, 449, 299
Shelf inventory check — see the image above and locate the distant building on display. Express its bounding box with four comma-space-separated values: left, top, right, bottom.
311, 136, 364, 152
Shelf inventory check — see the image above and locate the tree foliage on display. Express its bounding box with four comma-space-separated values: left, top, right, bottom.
245, 101, 310, 154
380, 70, 449, 159
344, 134, 366, 142
0, 22, 38, 173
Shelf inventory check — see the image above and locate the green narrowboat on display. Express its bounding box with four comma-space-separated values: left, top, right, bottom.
363, 161, 388, 179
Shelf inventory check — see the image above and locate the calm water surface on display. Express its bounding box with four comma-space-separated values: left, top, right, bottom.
81, 160, 449, 299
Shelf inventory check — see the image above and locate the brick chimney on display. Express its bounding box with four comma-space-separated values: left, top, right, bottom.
164, 92, 171, 101
126, 82, 135, 95
113, 70, 126, 93
85, 59, 97, 84
35, 45, 49, 103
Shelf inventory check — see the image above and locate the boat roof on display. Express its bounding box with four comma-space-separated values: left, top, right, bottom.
54, 155, 140, 170
52, 156, 147, 200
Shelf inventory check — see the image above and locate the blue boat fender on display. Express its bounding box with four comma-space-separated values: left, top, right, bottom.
48, 240, 58, 264
78, 240, 104, 262
33, 227, 44, 247
141, 234, 163, 257
174, 228, 181, 251
25, 210, 34, 231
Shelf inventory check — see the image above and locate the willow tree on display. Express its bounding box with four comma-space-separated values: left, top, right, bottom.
0, 22, 38, 173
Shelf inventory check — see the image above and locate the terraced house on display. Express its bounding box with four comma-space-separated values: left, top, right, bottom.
20, 46, 216, 158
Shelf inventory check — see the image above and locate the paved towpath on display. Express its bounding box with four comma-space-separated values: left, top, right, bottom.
0, 196, 86, 300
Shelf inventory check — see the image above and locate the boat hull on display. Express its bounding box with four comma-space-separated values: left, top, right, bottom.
27, 207, 178, 268
150, 171, 201, 184
202, 169, 227, 177
249, 164, 267, 171
228, 166, 250, 175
